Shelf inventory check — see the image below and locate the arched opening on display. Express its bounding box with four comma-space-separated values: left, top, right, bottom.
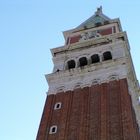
49, 125, 57, 134
54, 102, 62, 110
79, 57, 88, 67
91, 54, 100, 64
103, 51, 112, 61
67, 60, 76, 69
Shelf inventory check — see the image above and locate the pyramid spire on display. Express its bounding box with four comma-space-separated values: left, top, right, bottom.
76, 6, 110, 29
95, 6, 103, 15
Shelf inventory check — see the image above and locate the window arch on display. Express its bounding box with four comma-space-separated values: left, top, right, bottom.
74, 82, 83, 89
108, 74, 119, 81
91, 79, 100, 85
67, 59, 76, 69
56, 86, 65, 93
79, 57, 88, 67
103, 51, 112, 61
91, 54, 100, 64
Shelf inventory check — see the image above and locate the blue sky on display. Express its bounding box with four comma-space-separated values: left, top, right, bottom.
0, 0, 140, 140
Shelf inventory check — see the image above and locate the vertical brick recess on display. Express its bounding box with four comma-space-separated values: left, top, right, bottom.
89, 84, 101, 140
67, 88, 85, 140
36, 78, 140, 140
108, 80, 123, 140
101, 83, 108, 140
79, 87, 90, 140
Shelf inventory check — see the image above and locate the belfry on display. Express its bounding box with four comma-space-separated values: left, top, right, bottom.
36, 7, 140, 140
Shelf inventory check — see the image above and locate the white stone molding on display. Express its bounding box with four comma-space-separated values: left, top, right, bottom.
82, 83, 91, 88
74, 82, 83, 89
91, 78, 101, 85
56, 85, 65, 93
107, 74, 119, 82
51, 32, 126, 57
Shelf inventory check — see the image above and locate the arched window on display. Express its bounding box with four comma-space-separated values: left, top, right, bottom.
103, 51, 112, 61
67, 60, 76, 69
49, 125, 57, 134
91, 54, 100, 64
79, 57, 88, 67
54, 102, 62, 110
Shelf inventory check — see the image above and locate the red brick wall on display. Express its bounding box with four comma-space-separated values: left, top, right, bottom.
99, 28, 113, 35
69, 35, 81, 44
36, 78, 140, 140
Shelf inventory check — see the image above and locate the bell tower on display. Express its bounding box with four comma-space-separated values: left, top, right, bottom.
36, 7, 140, 140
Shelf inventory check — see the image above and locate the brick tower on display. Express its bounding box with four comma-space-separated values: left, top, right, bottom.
36, 7, 140, 140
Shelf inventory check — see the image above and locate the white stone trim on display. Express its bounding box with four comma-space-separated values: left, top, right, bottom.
74, 82, 83, 89
56, 86, 65, 93
107, 74, 119, 82
51, 32, 126, 56
91, 78, 101, 85
46, 58, 127, 94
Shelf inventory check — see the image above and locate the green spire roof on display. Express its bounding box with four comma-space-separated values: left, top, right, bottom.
77, 6, 111, 29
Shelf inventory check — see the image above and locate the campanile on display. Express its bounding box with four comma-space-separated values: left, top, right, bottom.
36, 7, 140, 140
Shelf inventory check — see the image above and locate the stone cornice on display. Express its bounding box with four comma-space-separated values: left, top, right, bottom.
51, 32, 127, 56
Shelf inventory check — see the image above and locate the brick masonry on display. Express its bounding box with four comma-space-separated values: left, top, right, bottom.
36, 78, 140, 140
